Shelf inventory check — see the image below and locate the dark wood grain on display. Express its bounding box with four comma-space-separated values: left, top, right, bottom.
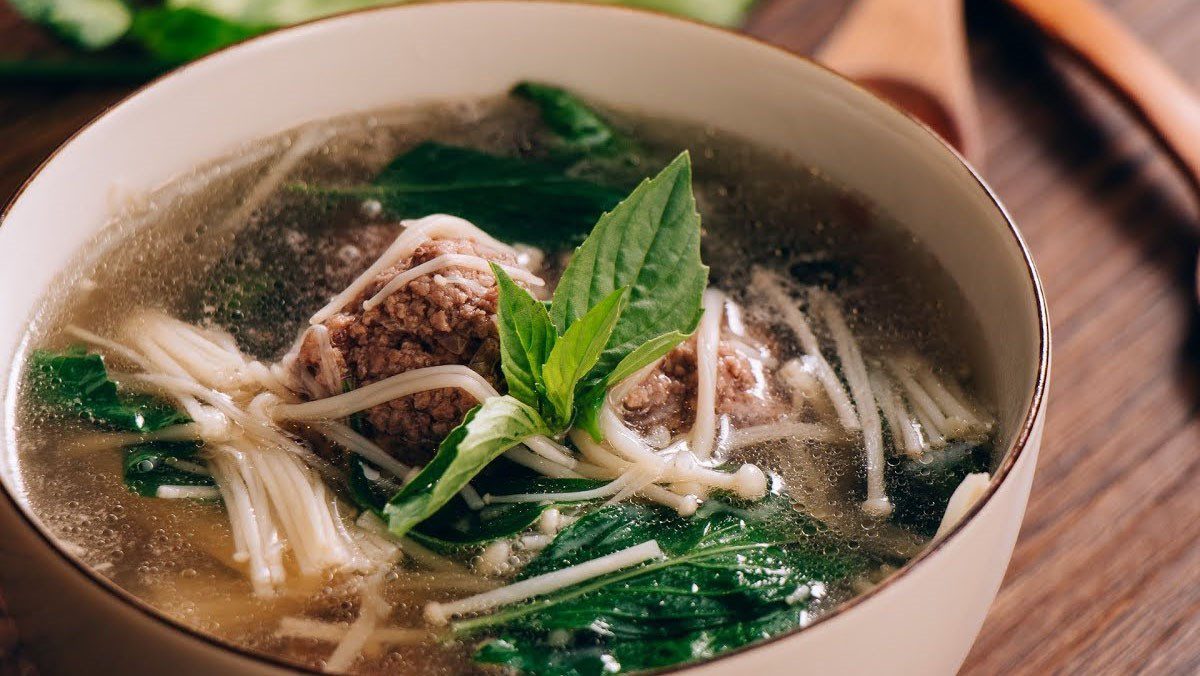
756, 1, 1200, 673
2, 1, 1200, 673
1002, 0, 1200, 195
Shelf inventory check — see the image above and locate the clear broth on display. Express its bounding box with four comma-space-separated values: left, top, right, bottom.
10, 96, 994, 673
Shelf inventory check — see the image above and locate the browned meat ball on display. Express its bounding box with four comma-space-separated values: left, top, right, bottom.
296, 237, 533, 462
621, 325, 787, 438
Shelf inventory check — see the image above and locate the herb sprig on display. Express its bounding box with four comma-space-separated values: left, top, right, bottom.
383, 152, 707, 537
468, 497, 871, 674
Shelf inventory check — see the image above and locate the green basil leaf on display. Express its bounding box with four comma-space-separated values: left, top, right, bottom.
886, 440, 991, 537
465, 498, 871, 674
606, 330, 688, 386
541, 286, 628, 428
571, 381, 608, 443
383, 396, 550, 537
476, 638, 619, 676
490, 263, 557, 415
346, 457, 395, 514
512, 81, 623, 155
352, 456, 605, 549
123, 442, 213, 498
299, 143, 624, 249
28, 347, 189, 432
412, 501, 545, 551
414, 477, 606, 548
476, 610, 811, 676
549, 153, 707, 377
571, 330, 687, 442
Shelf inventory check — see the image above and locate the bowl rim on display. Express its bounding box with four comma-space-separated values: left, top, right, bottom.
0, 1, 1050, 673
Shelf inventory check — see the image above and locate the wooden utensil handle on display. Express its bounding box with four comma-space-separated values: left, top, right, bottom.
817, 0, 984, 163
1004, 0, 1200, 192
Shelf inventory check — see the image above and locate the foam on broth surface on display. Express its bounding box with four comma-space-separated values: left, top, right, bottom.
9, 95, 995, 673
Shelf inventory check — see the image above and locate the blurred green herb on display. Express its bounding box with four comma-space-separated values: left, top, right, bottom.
129, 6, 268, 63
4, 0, 758, 83
10, 0, 132, 49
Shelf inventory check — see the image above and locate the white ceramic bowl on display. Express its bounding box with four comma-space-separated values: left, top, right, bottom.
0, 2, 1049, 674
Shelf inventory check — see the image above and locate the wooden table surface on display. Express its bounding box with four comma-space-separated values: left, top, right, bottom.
2, 0, 1199, 673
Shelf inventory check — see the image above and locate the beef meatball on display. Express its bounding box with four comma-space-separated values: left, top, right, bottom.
295, 237, 535, 461
621, 323, 787, 439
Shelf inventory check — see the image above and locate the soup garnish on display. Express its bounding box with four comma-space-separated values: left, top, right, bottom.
15, 83, 997, 674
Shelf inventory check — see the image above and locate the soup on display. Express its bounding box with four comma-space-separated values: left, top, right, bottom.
11, 84, 997, 674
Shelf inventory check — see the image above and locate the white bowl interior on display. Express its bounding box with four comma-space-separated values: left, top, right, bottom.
0, 2, 1046, 673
